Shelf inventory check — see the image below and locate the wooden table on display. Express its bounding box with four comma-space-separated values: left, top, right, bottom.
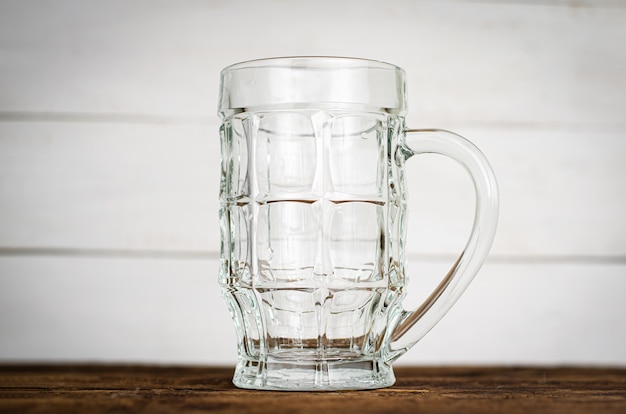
1, 365, 625, 413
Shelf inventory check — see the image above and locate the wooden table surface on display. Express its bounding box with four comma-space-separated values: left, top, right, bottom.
1, 365, 625, 413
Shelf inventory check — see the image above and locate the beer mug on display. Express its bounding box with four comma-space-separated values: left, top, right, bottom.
218, 57, 498, 390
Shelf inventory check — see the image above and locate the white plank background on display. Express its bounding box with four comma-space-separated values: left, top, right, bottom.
1, 0, 625, 366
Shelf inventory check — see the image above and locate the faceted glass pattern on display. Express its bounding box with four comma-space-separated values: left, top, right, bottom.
219, 110, 407, 390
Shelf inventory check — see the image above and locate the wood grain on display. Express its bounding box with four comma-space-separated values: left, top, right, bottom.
0, 365, 624, 414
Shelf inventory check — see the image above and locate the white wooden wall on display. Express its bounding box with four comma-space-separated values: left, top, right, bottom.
1, 0, 625, 366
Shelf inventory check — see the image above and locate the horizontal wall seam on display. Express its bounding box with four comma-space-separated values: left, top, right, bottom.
2, 111, 626, 132
0, 111, 213, 126
0, 247, 624, 264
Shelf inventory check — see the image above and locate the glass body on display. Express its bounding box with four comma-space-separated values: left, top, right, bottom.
218, 57, 498, 390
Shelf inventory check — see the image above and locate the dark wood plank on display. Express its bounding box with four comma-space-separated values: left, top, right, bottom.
0, 365, 624, 414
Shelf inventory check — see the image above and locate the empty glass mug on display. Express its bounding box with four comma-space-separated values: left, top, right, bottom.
218, 57, 498, 390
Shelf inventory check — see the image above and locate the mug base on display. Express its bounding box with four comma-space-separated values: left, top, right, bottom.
232, 355, 395, 391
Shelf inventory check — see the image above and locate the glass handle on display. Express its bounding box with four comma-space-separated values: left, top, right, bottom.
389, 129, 499, 354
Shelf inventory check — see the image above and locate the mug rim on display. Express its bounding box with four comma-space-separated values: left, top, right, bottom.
221, 56, 405, 75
